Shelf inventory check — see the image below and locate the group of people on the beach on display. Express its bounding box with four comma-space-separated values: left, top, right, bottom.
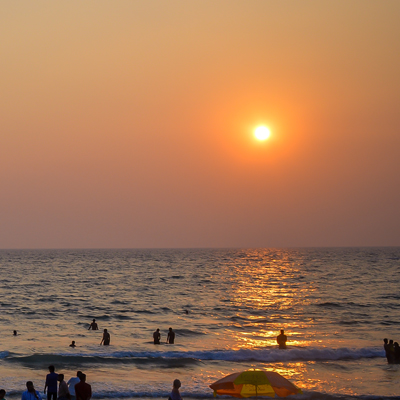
0, 366, 182, 400
0, 366, 92, 400
383, 338, 400, 364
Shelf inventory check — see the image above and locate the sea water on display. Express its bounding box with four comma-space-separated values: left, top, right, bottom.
0, 248, 399, 400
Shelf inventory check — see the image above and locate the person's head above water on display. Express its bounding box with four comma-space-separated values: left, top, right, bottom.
13, 330, 17, 336
173, 379, 181, 389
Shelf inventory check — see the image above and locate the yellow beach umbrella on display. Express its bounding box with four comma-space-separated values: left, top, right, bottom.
210, 370, 302, 398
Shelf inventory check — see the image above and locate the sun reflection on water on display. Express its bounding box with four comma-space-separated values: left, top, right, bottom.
220, 249, 317, 349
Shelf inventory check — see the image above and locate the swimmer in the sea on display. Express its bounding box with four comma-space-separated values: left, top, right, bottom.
69, 341, 76, 348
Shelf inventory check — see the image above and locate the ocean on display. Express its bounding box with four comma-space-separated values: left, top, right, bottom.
0, 248, 399, 400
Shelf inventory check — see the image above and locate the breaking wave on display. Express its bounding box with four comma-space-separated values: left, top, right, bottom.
1, 346, 384, 366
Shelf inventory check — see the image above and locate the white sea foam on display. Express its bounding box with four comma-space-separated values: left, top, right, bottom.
3, 346, 384, 363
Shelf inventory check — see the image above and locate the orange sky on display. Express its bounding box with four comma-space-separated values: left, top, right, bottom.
1, 1, 399, 248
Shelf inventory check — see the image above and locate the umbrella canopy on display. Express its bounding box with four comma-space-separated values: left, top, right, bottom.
209, 370, 302, 398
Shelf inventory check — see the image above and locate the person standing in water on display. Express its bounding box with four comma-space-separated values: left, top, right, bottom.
100, 329, 110, 345
387, 340, 395, 363
383, 338, 392, 363
153, 328, 161, 344
277, 329, 287, 349
166, 327, 175, 344
88, 319, 98, 330
393, 342, 400, 364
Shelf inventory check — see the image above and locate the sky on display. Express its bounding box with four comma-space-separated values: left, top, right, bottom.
1, 1, 399, 249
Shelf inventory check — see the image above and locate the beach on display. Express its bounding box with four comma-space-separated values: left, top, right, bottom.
0, 248, 399, 399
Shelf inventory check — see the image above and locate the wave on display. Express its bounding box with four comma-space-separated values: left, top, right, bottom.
1, 346, 385, 365
175, 329, 206, 337
316, 302, 343, 308
0, 351, 9, 358
3, 353, 200, 368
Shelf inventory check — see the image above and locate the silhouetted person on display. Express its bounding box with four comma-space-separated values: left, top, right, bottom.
153, 328, 161, 344
74, 374, 91, 400
22, 381, 42, 400
69, 341, 76, 348
67, 371, 83, 400
88, 319, 98, 330
387, 340, 395, 364
394, 342, 400, 364
0, 389, 6, 400
383, 338, 392, 363
57, 374, 70, 400
44, 366, 58, 400
100, 329, 110, 345
166, 327, 175, 344
277, 329, 287, 349
169, 379, 182, 400
13, 330, 18, 336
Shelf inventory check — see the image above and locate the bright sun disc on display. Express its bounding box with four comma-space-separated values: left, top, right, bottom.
254, 126, 271, 141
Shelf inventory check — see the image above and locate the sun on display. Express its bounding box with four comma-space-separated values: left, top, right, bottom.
254, 126, 271, 141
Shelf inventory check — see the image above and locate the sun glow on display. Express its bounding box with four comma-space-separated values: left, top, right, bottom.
254, 126, 271, 141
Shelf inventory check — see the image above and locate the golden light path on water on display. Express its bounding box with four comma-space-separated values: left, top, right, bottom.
223, 249, 318, 350
206, 249, 336, 394
204, 249, 396, 397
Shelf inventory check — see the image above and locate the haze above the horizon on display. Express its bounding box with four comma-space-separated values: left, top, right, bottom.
1, 1, 399, 249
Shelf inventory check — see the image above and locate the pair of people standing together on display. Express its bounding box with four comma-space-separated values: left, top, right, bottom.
154, 327, 175, 344
88, 319, 110, 346
383, 338, 400, 363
